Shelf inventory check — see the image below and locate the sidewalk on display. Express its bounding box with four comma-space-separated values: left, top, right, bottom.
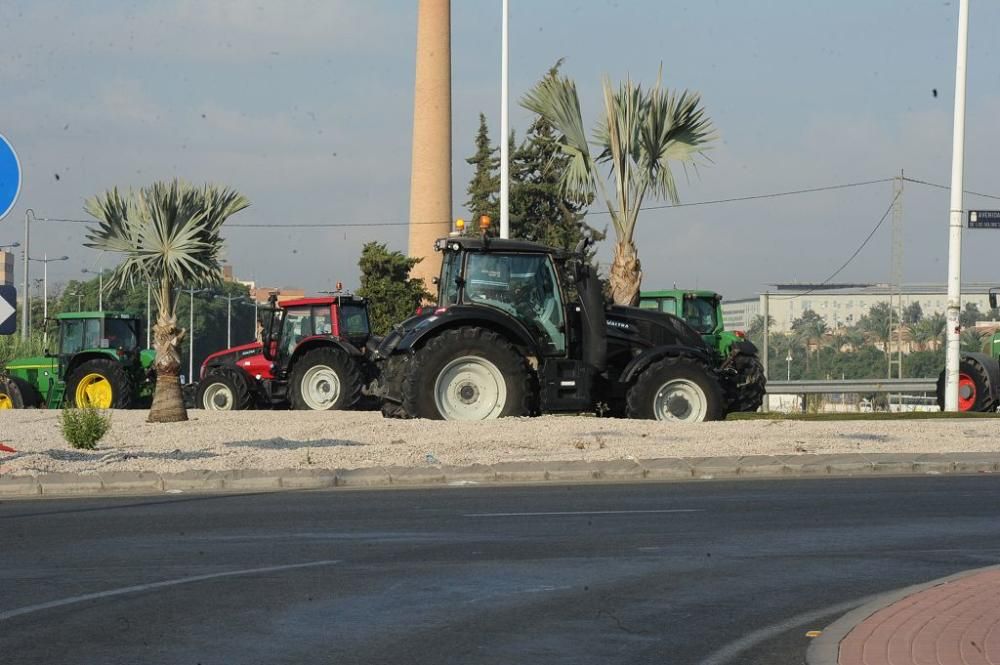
809, 566, 1000, 665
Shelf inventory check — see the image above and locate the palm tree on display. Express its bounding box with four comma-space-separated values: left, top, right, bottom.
84, 180, 250, 422
521, 68, 714, 305
913, 313, 946, 351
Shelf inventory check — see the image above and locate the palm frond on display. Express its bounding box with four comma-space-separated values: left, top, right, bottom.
520, 73, 597, 200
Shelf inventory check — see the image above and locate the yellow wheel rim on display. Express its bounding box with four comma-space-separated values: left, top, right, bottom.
0, 393, 13, 409
75, 373, 113, 409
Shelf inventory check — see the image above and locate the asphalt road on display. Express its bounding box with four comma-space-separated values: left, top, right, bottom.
2, 477, 1000, 665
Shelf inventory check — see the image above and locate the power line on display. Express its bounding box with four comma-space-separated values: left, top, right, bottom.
28, 177, 899, 229
587, 177, 895, 215
902, 176, 1000, 201
773, 191, 901, 301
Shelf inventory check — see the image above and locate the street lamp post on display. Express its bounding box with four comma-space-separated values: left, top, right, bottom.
944, 0, 971, 411
178, 288, 208, 383
214, 294, 245, 348
786, 350, 793, 381
81, 268, 105, 311
28, 254, 69, 343
499, 0, 510, 239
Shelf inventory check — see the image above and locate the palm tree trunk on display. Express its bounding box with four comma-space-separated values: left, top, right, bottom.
609, 241, 642, 306
148, 286, 188, 423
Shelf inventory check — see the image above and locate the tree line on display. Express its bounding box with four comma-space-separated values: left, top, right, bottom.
746, 301, 999, 380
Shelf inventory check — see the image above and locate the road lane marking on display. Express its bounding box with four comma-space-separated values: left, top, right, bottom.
464, 509, 704, 518
0, 559, 341, 623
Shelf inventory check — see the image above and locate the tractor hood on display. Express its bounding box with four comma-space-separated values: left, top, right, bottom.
605, 305, 710, 351
201, 341, 264, 372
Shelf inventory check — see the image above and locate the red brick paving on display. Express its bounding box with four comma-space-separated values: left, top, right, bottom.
839, 569, 1000, 664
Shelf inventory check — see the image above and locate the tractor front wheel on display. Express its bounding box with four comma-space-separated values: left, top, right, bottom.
0, 375, 42, 409
936, 357, 997, 412
66, 359, 134, 409
627, 356, 725, 422
289, 347, 362, 411
196, 370, 253, 411
729, 353, 767, 413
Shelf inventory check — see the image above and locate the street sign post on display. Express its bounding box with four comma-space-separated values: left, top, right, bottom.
968, 210, 1000, 229
0, 134, 21, 221
0, 285, 16, 335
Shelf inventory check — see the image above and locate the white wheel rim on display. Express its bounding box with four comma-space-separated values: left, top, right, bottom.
433, 356, 507, 420
301, 364, 341, 410
202, 383, 234, 410
653, 379, 708, 422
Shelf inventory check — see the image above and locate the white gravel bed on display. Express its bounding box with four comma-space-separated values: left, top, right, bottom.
0, 410, 998, 477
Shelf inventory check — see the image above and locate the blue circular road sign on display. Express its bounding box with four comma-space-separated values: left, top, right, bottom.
0, 133, 22, 221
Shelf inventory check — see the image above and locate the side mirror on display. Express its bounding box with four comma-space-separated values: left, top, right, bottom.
431, 276, 440, 285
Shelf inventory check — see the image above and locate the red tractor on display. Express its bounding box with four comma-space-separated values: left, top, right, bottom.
195, 293, 374, 410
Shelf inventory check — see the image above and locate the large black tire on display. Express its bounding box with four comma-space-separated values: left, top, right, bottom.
936, 357, 997, 412
626, 356, 725, 422
399, 327, 533, 420
195, 369, 253, 411
729, 353, 767, 413
0, 375, 42, 409
65, 359, 134, 409
288, 347, 362, 411
378, 354, 411, 419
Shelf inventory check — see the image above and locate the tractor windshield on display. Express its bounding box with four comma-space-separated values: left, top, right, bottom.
682, 297, 718, 334
104, 319, 140, 351
340, 302, 369, 337
464, 252, 566, 354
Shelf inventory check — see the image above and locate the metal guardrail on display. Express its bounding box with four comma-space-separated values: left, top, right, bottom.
766, 378, 937, 395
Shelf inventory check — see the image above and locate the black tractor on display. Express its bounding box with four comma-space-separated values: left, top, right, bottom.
373, 235, 765, 421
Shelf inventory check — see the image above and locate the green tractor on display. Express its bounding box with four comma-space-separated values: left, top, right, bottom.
639, 289, 766, 411
0, 311, 154, 410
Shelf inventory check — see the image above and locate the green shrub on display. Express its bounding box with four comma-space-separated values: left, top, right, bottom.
59, 407, 112, 450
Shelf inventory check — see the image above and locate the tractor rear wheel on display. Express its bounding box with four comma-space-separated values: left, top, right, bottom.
627, 356, 725, 422
289, 347, 362, 410
0, 376, 42, 409
196, 370, 253, 411
936, 357, 997, 412
66, 359, 134, 409
400, 327, 533, 420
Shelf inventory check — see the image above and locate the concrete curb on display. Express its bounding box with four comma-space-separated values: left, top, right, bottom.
0, 452, 998, 498
806, 564, 1000, 665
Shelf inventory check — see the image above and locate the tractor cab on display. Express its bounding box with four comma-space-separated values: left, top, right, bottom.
639, 289, 747, 360
261, 293, 371, 365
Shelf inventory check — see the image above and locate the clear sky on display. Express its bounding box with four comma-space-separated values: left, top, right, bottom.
2, 1, 999, 299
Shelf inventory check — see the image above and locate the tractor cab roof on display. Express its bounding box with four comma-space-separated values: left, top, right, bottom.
56, 311, 139, 320
435, 236, 572, 260
642, 289, 722, 301
278, 294, 366, 309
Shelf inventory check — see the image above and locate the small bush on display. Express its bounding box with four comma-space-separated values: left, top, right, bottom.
60, 407, 112, 450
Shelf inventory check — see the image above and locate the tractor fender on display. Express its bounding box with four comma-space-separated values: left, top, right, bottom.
288, 337, 365, 371
619, 345, 715, 385
961, 352, 1000, 401
63, 351, 120, 380
393, 306, 541, 356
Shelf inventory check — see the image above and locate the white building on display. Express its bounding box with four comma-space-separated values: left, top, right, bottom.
721, 283, 1000, 333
